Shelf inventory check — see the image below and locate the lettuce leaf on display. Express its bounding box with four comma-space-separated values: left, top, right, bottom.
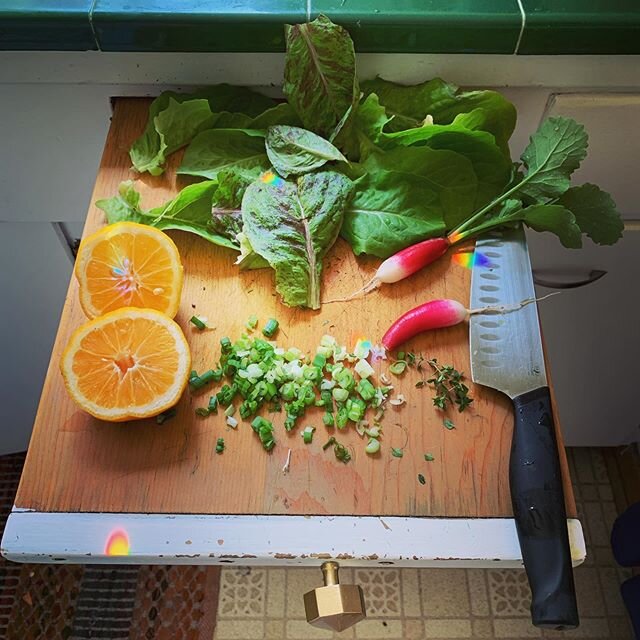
130, 86, 276, 176
283, 15, 359, 140
242, 170, 354, 308
362, 77, 516, 154
341, 170, 446, 258
363, 146, 477, 229
265, 125, 347, 177
178, 129, 269, 181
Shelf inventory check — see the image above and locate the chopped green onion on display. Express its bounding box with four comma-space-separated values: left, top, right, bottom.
354, 359, 375, 379
246, 314, 258, 330
189, 369, 217, 391
262, 318, 279, 338
195, 407, 210, 417
443, 419, 455, 430
332, 388, 349, 403
312, 353, 327, 368
224, 404, 236, 417
364, 426, 381, 438
418, 473, 426, 485
208, 396, 218, 413
406, 352, 416, 366
226, 416, 238, 428
389, 361, 407, 375
156, 407, 177, 425
365, 438, 380, 454
211, 369, 224, 382
397, 351, 405, 361
302, 426, 315, 444
356, 379, 376, 402
215, 437, 225, 454
424, 453, 435, 462
336, 406, 349, 429
220, 336, 232, 352
190, 315, 207, 330
251, 416, 275, 451
391, 447, 404, 458
323, 412, 335, 427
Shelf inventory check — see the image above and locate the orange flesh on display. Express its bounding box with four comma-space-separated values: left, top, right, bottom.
83, 231, 179, 315
72, 315, 182, 409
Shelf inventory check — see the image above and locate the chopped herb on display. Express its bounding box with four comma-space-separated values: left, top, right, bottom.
427, 359, 473, 412
389, 360, 407, 375
397, 351, 405, 360
156, 407, 177, 424
195, 407, 210, 417
224, 404, 236, 417
302, 425, 315, 444
226, 416, 238, 428
246, 314, 258, 330
190, 315, 207, 330
323, 412, 335, 427
208, 396, 218, 413
262, 318, 279, 338
406, 352, 416, 366
391, 447, 404, 458
215, 437, 225, 454
323, 436, 351, 463
415, 380, 426, 388
220, 336, 232, 352
418, 473, 426, 485
424, 453, 435, 462
443, 418, 455, 430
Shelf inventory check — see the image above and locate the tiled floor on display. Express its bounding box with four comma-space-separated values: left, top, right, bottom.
213, 448, 635, 640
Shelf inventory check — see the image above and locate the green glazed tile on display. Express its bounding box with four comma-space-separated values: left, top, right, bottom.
311, 0, 522, 53
519, 0, 640, 54
92, 0, 307, 52
0, 0, 96, 50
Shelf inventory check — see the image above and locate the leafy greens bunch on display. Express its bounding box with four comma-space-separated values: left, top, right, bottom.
98, 14, 623, 310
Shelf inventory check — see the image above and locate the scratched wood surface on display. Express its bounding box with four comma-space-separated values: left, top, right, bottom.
15, 98, 576, 518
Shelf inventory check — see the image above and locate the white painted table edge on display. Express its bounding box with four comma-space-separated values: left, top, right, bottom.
1, 510, 585, 568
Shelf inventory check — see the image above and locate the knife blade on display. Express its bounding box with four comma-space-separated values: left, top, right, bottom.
470, 225, 579, 630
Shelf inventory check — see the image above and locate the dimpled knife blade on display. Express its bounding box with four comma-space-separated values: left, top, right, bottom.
469, 225, 547, 398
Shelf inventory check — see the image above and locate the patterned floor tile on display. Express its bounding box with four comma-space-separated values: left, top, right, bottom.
355, 569, 402, 617
219, 567, 267, 618
487, 569, 531, 617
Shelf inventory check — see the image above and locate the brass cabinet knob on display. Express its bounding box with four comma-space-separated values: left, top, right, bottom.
303, 562, 366, 632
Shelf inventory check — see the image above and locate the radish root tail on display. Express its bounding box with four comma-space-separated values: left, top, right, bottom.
323, 277, 380, 304
467, 291, 561, 316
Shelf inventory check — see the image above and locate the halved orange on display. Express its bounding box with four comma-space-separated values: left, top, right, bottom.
60, 307, 191, 422
75, 222, 183, 319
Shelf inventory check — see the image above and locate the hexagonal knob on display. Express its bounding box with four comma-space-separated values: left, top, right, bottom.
303, 562, 366, 632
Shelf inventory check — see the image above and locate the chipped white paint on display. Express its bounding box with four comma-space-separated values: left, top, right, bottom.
1, 510, 586, 568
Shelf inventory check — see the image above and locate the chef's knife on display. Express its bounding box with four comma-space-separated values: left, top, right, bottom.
469, 226, 579, 629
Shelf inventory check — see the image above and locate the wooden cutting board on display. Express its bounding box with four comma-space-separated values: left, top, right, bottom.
15, 98, 576, 519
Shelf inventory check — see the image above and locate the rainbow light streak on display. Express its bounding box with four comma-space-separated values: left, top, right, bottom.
105, 529, 130, 556
452, 250, 491, 270
354, 337, 372, 353
260, 170, 285, 188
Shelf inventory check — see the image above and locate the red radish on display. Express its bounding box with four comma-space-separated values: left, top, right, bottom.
325, 237, 450, 303
382, 299, 467, 350
381, 293, 560, 350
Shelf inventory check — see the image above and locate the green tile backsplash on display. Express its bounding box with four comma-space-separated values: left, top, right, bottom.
0, 0, 96, 50
519, 0, 640, 54
0, 0, 639, 54
92, 0, 307, 52
313, 0, 522, 53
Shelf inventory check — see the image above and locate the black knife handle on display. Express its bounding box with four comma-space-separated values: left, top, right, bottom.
510, 386, 579, 629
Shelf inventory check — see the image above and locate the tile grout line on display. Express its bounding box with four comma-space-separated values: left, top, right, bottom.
513, 0, 526, 55
88, 0, 101, 52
